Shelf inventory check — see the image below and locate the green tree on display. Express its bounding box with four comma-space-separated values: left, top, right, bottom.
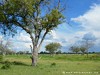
70, 46, 80, 54
56, 50, 62, 54
80, 46, 87, 55
0, 0, 65, 66
45, 42, 61, 55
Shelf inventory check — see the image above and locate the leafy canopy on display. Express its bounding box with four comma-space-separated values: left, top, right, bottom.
70, 46, 80, 53
0, 0, 64, 36
45, 42, 61, 54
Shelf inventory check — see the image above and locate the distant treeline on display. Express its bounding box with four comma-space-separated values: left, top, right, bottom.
39, 51, 100, 54
0, 50, 100, 55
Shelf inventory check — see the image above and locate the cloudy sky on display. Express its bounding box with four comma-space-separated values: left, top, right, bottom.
0, 0, 100, 52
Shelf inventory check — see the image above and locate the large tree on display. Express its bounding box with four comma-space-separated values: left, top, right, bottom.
0, 0, 65, 66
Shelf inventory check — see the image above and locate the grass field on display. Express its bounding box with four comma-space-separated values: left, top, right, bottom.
0, 54, 100, 75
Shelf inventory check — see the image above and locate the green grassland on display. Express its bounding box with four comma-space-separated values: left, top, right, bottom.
0, 54, 100, 75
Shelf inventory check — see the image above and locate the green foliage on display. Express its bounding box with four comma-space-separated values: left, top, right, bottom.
70, 46, 80, 54
70, 46, 88, 54
0, 55, 3, 61
56, 50, 62, 54
44, 9, 64, 30
45, 42, 61, 54
0, 0, 65, 35
51, 62, 56, 66
80, 46, 87, 54
12, 61, 28, 66
1, 61, 11, 69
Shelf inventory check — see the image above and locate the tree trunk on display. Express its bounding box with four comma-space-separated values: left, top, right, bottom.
29, 33, 43, 66
86, 50, 88, 58
29, 33, 39, 66
86, 52, 88, 58
31, 46, 38, 66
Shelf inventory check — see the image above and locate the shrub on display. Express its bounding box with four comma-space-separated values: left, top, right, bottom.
51, 62, 56, 66
13, 61, 23, 65
12, 61, 28, 66
0, 55, 3, 62
1, 61, 11, 69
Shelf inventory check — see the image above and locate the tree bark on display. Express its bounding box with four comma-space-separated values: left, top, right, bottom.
31, 46, 38, 66
29, 33, 38, 66
86, 51, 88, 58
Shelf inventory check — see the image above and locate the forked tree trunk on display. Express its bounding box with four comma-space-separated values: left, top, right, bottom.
29, 31, 46, 66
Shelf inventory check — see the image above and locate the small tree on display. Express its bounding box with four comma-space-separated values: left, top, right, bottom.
69, 46, 80, 54
56, 50, 62, 54
80, 46, 87, 55
45, 42, 61, 55
0, 39, 12, 55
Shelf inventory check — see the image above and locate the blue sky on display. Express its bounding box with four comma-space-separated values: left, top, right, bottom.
66, 0, 99, 18
0, 0, 100, 52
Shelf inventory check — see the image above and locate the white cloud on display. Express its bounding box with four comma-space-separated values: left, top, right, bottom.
0, 35, 2, 39
71, 4, 100, 32
15, 32, 31, 43
50, 30, 59, 40
70, 4, 100, 51
71, 4, 100, 38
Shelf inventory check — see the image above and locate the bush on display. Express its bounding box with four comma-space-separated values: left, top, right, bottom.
0, 55, 3, 61
1, 61, 11, 69
13, 61, 25, 65
51, 62, 56, 66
